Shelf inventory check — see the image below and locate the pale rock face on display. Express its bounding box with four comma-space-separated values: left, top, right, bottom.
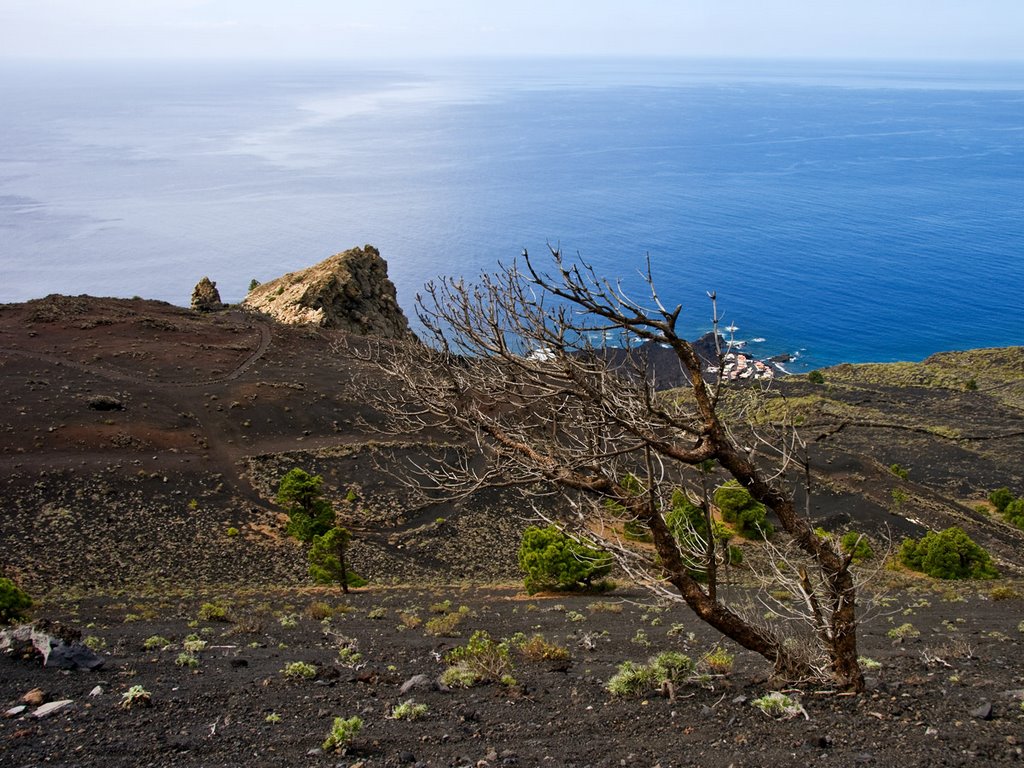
191, 277, 223, 312
241, 245, 412, 339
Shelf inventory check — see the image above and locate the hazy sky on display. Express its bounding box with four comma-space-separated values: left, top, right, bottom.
1, 0, 1021, 61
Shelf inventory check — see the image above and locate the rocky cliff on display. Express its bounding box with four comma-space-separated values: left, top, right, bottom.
241, 245, 412, 338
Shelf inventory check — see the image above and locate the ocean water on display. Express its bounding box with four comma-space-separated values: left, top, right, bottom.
1, 58, 1022, 369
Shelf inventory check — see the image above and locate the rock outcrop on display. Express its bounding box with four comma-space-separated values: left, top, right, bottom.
190, 277, 223, 312
241, 245, 412, 339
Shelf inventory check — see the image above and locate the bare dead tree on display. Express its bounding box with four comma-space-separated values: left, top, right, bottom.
362, 247, 864, 691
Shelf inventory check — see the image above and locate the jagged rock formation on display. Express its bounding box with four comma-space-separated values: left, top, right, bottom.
241, 245, 412, 338
190, 277, 223, 312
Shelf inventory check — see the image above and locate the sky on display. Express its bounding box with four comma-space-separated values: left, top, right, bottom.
0, 0, 1021, 61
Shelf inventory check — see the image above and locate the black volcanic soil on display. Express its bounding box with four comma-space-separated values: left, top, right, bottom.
4, 585, 1024, 768
3, 295, 1024, 766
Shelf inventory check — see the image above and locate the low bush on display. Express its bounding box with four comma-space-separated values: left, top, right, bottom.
424, 605, 470, 636
752, 691, 806, 719
887, 622, 920, 641
889, 463, 910, 480
322, 716, 362, 752
517, 525, 612, 594
175, 651, 199, 669
198, 602, 231, 622
1003, 498, 1024, 530
713, 481, 773, 539
0, 577, 32, 624
281, 661, 317, 679
119, 685, 152, 709
898, 526, 998, 580
142, 635, 171, 651
390, 699, 429, 721
989, 586, 1020, 601
515, 634, 570, 662
988, 487, 1015, 513
606, 651, 694, 696
442, 630, 515, 688
700, 647, 735, 675
839, 531, 874, 562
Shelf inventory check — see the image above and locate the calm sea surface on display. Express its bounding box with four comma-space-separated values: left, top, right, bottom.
2, 58, 1022, 368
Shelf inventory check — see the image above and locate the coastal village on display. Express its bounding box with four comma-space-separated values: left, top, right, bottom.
709, 348, 776, 381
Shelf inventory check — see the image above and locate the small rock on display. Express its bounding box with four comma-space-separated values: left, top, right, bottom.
89, 686, 103, 697
971, 702, 994, 720
31, 700, 74, 719
87, 395, 125, 411
4, 705, 27, 718
400, 674, 433, 694
230, 659, 248, 668
22, 688, 46, 706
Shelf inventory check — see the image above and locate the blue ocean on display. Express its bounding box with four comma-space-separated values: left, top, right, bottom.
2, 58, 1022, 369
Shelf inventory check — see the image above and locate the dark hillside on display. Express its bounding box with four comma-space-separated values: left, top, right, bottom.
1, 295, 1022, 595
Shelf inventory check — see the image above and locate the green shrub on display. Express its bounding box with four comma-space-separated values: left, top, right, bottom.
1003, 498, 1024, 529
840, 531, 874, 562
322, 715, 362, 752
308, 526, 366, 589
806, 370, 825, 384
198, 602, 231, 622
182, 634, 207, 652
665, 490, 743, 570
887, 622, 920, 641
276, 468, 335, 542
890, 487, 909, 510
989, 586, 1020, 601
517, 525, 612, 594
0, 577, 32, 624
713, 481, 773, 539
889, 463, 910, 480
515, 634, 570, 662
752, 691, 806, 719
391, 699, 429, 721
442, 630, 515, 687
142, 635, 171, 651
988, 487, 1015, 513
606, 651, 694, 696
898, 526, 998, 580
429, 599, 452, 614
701, 647, 734, 674
175, 651, 199, 669
281, 661, 317, 679
119, 685, 151, 709
424, 605, 470, 636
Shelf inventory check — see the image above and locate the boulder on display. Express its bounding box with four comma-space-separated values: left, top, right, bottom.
191, 276, 223, 312
241, 245, 413, 339
0, 624, 104, 671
